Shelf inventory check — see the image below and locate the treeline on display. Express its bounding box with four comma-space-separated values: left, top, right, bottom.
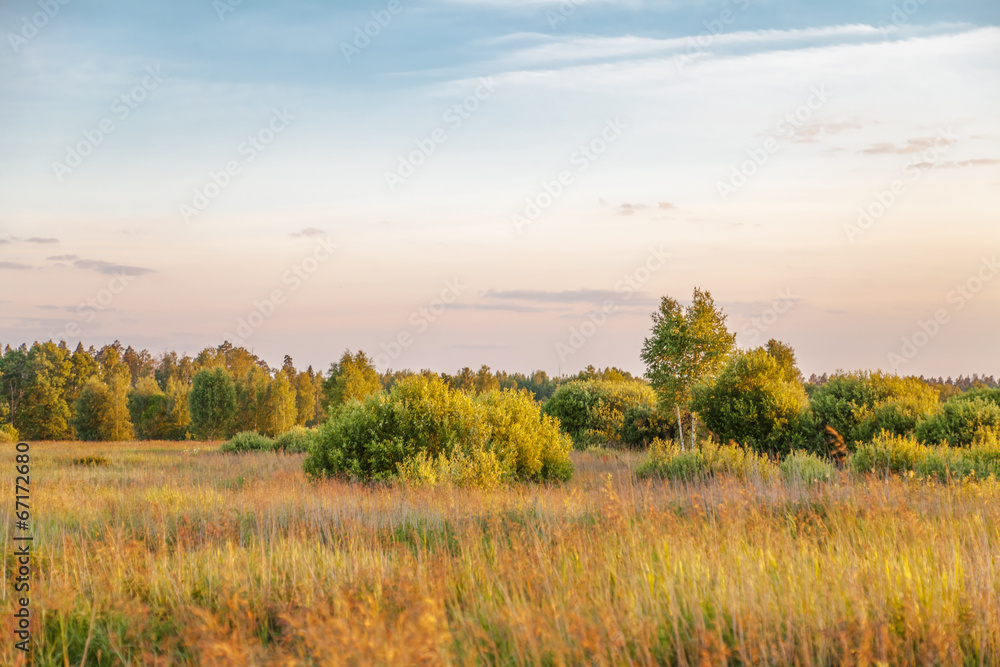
807, 372, 999, 398
0, 339, 633, 442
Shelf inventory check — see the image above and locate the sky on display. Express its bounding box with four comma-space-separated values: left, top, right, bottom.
0, 0, 998, 378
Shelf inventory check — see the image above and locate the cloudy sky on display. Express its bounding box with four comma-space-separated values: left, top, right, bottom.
1, 0, 998, 377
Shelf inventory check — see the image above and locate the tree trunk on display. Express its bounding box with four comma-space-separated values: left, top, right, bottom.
691, 412, 696, 449
676, 405, 684, 451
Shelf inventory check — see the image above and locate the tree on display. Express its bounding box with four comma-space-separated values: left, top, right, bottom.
65, 343, 100, 419
129, 377, 172, 440
188, 368, 238, 440
72, 368, 134, 441
0, 345, 29, 433
473, 365, 501, 395
765, 339, 804, 384
258, 373, 297, 436
163, 378, 191, 439
105, 367, 135, 440
295, 370, 318, 426
234, 366, 269, 433
641, 288, 736, 448
18, 342, 73, 440
72, 378, 110, 441
122, 346, 155, 386
691, 347, 810, 455
323, 350, 381, 412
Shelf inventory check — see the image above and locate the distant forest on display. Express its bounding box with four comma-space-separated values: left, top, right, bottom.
0, 340, 640, 441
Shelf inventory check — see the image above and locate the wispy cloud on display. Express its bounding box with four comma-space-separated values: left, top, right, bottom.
498, 24, 885, 68
46, 254, 79, 261
935, 158, 1000, 168
0, 261, 33, 270
289, 227, 325, 238
860, 136, 954, 155
74, 259, 154, 276
484, 288, 621, 303
449, 302, 557, 313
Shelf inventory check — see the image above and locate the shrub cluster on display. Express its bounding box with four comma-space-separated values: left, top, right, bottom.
304, 375, 573, 486
273, 425, 316, 453
849, 430, 1000, 481
809, 372, 939, 447
780, 451, 835, 484
692, 348, 812, 455
220, 427, 318, 454
635, 439, 776, 481
915, 392, 1000, 446
220, 431, 274, 453
542, 379, 661, 447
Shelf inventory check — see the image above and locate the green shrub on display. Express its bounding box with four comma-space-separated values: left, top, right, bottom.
272, 425, 316, 453
849, 430, 1000, 481
849, 431, 926, 474
220, 431, 274, 454
543, 379, 657, 446
0, 423, 19, 444
915, 396, 1000, 446
781, 451, 834, 484
691, 348, 811, 455
72, 456, 109, 467
809, 372, 939, 447
635, 438, 776, 481
304, 375, 573, 486
617, 404, 675, 448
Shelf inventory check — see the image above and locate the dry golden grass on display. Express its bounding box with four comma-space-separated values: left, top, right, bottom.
2, 441, 1000, 665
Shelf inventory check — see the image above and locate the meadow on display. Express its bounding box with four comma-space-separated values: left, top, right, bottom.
3, 441, 1000, 666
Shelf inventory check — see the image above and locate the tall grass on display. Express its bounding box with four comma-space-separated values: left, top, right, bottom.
2, 441, 1000, 665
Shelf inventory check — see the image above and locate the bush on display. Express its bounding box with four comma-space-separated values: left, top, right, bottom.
73, 456, 109, 467
809, 372, 939, 447
849, 430, 1000, 481
543, 379, 657, 446
915, 396, 1000, 446
220, 431, 274, 454
635, 439, 776, 481
781, 451, 834, 484
0, 423, 19, 444
272, 426, 316, 454
618, 404, 675, 448
691, 348, 811, 455
304, 375, 573, 486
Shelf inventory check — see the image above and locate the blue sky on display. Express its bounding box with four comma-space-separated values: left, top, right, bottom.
1, 0, 998, 377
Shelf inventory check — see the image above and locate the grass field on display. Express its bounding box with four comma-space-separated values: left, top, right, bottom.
3, 441, 1000, 666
